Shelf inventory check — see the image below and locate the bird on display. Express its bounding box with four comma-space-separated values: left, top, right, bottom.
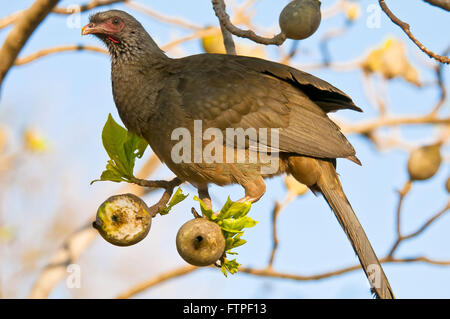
82, 10, 394, 299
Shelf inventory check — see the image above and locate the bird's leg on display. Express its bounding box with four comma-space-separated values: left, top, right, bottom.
236, 177, 266, 204
198, 186, 212, 210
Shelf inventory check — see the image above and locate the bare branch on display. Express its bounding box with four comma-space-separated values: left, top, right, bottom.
130, 177, 182, 218
402, 202, 450, 241
14, 45, 107, 66
117, 253, 450, 298
341, 115, 450, 135
430, 46, 450, 115
423, 0, 450, 11
52, 0, 125, 14
379, 0, 450, 64
211, 0, 286, 46
0, 0, 60, 89
388, 180, 413, 257
389, 199, 450, 257
125, 1, 201, 30
211, 0, 237, 54
117, 265, 198, 299
1, 0, 126, 30
29, 154, 162, 298
28, 222, 97, 299
218, 22, 237, 55
240, 256, 450, 280
268, 193, 295, 268
0, 11, 22, 29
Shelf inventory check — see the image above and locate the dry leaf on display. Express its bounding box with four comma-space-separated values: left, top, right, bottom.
201, 28, 266, 59
24, 128, 48, 152
362, 38, 421, 86
346, 3, 361, 21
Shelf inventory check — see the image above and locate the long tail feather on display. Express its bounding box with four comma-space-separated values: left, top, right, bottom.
317, 161, 395, 299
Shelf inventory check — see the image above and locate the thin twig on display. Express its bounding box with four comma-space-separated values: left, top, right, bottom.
388, 180, 412, 257
14, 45, 107, 65
29, 154, 162, 298
117, 253, 450, 298
0, 0, 60, 88
240, 256, 450, 281
379, 0, 450, 64
211, 0, 286, 46
116, 265, 198, 299
125, 1, 201, 30
430, 46, 450, 115
341, 115, 450, 135
389, 199, 450, 257
0, 11, 22, 29
129, 176, 182, 217
423, 0, 450, 11
0, 0, 126, 30
402, 202, 450, 241
52, 0, 125, 14
129, 176, 181, 190
218, 22, 237, 55
268, 193, 295, 268
268, 201, 281, 268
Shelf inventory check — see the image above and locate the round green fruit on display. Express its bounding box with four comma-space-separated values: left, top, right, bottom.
176, 218, 226, 266
93, 193, 151, 246
279, 0, 321, 40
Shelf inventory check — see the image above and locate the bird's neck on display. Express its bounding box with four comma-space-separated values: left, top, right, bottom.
110, 45, 169, 136
108, 33, 168, 67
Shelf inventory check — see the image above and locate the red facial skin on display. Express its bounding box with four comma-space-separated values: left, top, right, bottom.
81, 17, 124, 43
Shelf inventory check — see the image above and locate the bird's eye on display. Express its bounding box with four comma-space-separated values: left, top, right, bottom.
112, 18, 120, 25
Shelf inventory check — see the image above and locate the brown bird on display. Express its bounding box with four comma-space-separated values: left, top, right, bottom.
82, 10, 394, 298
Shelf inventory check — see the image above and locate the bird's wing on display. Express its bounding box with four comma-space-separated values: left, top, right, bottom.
167, 54, 358, 160
232, 55, 362, 113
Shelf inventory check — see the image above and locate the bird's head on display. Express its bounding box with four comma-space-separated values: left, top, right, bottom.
82, 10, 163, 60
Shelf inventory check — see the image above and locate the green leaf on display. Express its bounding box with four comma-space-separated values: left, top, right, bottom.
217, 200, 251, 220
243, 216, 258, 228
193, 196, 215, 220
231, 238, 247, 248
225, 237, 235, 251
218, 197, 234, 219
194, 196, 256, 277
102, 114, 130, 175
160, 188, 188, 215
221, 265, 228, 277
221, 215, 257, 233
222, 258, 240, 275
93, 114, 148, 184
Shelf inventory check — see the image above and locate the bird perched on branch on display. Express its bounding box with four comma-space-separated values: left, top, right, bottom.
82, 10, 394, 299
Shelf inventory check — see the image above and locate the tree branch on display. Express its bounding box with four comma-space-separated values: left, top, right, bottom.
211, 0, 286, 46
117, 253, 450, 298
14, 45, 107, 65
130, 177, 182, 218
52, 0, 125, 14
125, 1, 201, 30
379, 0, 450, 64
116, 265, 198, 299
423, 0, 450, 11
0, 0, 60, 89
29, 154, 162, 298
341, 115, 450, 135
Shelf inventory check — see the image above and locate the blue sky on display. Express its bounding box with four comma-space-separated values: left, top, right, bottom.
0, 0, 449, 298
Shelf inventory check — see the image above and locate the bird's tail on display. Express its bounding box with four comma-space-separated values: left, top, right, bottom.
316, 160, 394, 299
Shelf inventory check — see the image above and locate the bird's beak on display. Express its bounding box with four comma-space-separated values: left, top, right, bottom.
81, 23, 104, 36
